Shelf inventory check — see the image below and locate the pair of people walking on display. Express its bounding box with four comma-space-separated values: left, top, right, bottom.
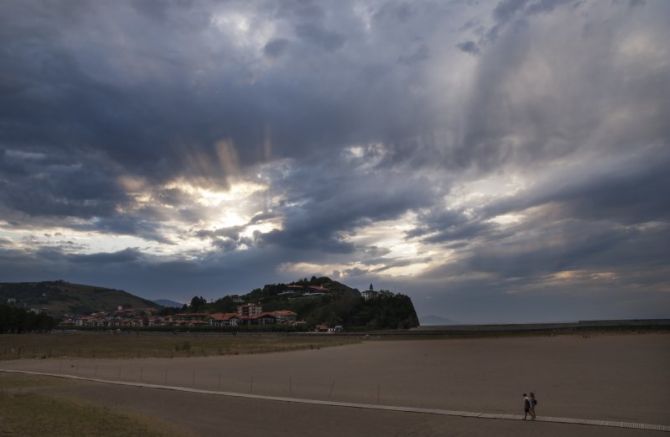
523, 392, 538, 420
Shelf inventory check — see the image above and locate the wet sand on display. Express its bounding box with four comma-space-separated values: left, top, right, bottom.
2, 333, 669, 428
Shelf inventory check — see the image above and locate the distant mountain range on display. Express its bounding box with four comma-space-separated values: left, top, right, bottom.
153, 299, 184, 308
419, 314, 459, 326
0, 280, 159, 317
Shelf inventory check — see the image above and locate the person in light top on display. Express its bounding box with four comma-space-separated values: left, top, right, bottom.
522, 393, 531, 420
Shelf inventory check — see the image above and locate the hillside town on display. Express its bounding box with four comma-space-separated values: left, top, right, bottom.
3, 279, 418, 331
60, 303, 301, 329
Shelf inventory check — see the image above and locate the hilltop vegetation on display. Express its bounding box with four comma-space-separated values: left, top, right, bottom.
0, 281, 159, 317
0, 305, 58, 333
192, 276, 419, 330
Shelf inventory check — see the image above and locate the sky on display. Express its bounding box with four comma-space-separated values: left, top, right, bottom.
1, 0, 669, 323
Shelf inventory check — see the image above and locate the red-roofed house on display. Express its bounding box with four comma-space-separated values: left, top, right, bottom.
174, 313, 210, 327
273, 310, 297, 323
255, 312, 277, 326
209, 312, 240, 327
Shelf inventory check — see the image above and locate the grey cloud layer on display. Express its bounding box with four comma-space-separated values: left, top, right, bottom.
1, 0, 669, 321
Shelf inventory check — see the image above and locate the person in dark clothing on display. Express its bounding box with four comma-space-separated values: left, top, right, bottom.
523, 393, 531, 420
529, 392, 538, 420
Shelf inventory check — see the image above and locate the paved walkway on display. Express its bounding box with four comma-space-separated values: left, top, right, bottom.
2, 369, 668, 433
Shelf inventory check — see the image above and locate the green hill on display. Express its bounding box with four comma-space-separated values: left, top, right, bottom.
200, 276, 420, 330
0, 280, 160, 317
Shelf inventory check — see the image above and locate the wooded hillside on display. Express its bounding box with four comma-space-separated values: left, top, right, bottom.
0, 281, 160, 317
194, 276, 420, 330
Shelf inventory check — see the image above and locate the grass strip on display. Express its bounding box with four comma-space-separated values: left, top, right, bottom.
0, 388, 181, 436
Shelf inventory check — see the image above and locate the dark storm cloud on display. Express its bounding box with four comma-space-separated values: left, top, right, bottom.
263, 38, 291, 58
454, 0, 670, 171
0, 0, 442, 190
66, 248, 143, 264
397, 43, 430, 64
0, 0, 451, 228
0, 241, 340, 300
0, 147, 127, 219
403, 149, 670, 294
405, 208, 494, 244
0, 2, 243, 184
462, 220, 670, 279
79, 215, 173, 244
195, 225, 257, 252
486, 0, 574, 43
256, 150, 437, 253
456, 40, 480, 55
294, 23, 345, 51
1, 0, 669, 321
484, 149, 670, 224
196, 226, 245, 241
0, 146, 171, 242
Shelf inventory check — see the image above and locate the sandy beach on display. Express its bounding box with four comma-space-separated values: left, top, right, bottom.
2, 332, 669, 429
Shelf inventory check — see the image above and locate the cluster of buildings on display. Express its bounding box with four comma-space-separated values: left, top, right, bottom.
187, 304, 299, 328
4, 297, 48, 314
61, 303, 299, 329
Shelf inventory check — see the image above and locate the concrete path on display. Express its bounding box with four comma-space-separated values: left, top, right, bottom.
2, 368, 668, 433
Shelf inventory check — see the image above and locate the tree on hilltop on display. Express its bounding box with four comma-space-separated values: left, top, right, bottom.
189, 296, 207, 311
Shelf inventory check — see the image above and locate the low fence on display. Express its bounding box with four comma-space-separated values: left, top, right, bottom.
12, 359, 397, 406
